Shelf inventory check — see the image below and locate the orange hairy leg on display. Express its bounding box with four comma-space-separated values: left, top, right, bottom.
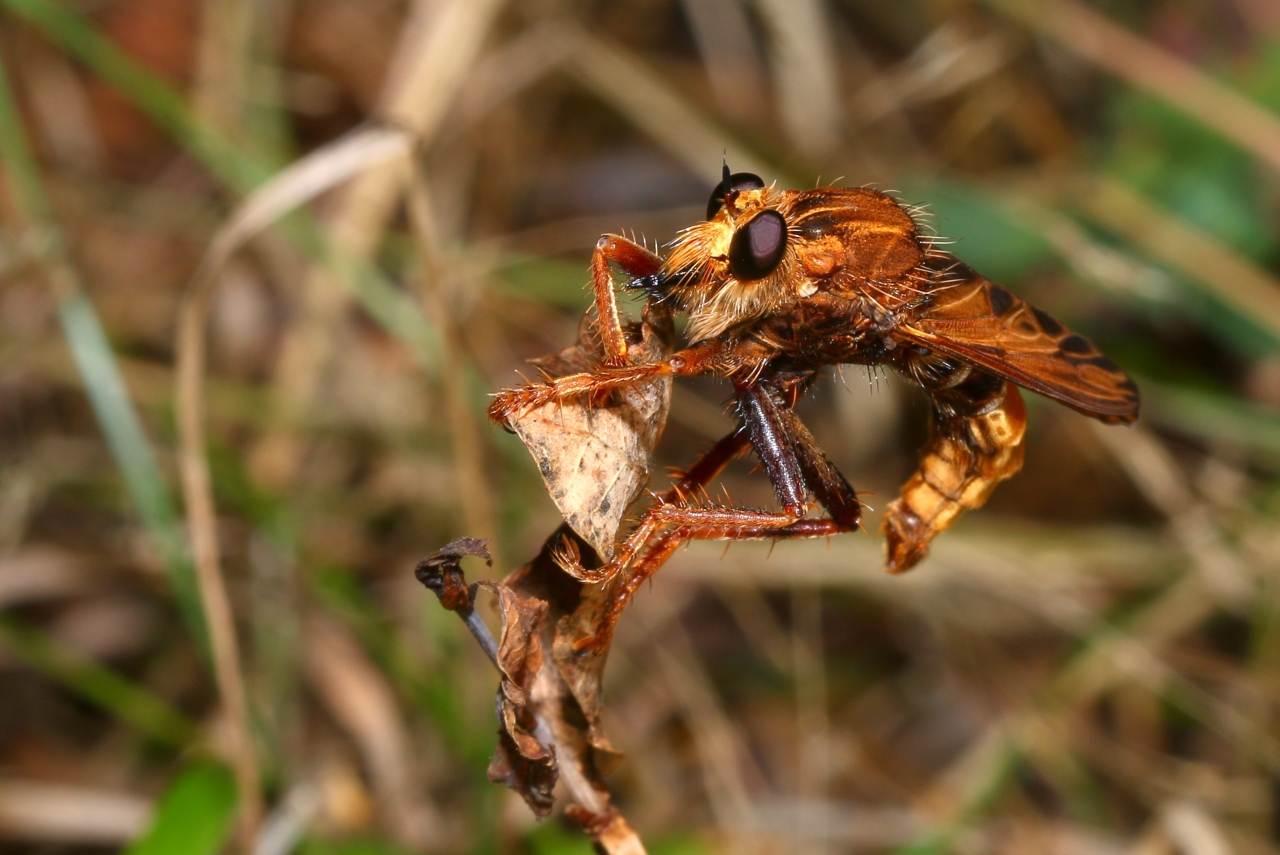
487, 233, 679, 425
488, 338, 747, 424
881, 356, 1027, 573
590, 235, 664, 365
557, 379, 861, 599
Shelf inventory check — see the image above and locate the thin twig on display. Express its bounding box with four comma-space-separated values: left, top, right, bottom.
413, 539, 499, 666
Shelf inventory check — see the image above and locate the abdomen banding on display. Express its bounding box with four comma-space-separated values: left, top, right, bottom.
881, 365, 1027, 573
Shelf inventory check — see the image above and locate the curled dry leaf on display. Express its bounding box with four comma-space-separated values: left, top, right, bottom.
479, 578, 557, 817
506, 305, 675, 559
416, 540, 557, 817
413, 537, 490, 613
503, 526, 621, 775
415, 533, 645, 850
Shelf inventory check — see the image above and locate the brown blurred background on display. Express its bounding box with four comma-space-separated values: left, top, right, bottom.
3, 0, 1280, 852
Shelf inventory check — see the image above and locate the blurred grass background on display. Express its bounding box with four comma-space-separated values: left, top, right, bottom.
3, 0, 1280, 852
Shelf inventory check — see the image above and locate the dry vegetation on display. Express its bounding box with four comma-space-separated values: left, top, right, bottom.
4, 0, 1280, 853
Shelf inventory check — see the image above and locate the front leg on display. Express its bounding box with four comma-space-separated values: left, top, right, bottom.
591, 235, 664, 366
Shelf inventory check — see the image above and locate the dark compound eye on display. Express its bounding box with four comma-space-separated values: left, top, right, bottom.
707, 171, 766, 220
728, 210, 787, 280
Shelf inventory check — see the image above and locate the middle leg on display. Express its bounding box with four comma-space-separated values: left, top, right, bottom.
564, 380, 863, 653
556, 378, 862, 585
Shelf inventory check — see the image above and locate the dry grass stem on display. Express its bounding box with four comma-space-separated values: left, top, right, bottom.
251, 0, 507, 487
0, 781, 150, 846
405, 167, 501, 562
302, 614, 441, 847
648, 617, 760, 833
566, 26, 780, 182
986, 0, 1280, 173
174, 121, 422, 853
754, 0, 843, 155
176, 280, 263, 850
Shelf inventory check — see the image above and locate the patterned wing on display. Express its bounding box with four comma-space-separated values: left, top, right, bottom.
896, 259, 1140, 423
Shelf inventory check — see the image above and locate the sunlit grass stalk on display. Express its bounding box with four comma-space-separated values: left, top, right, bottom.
0, 51, 210, 653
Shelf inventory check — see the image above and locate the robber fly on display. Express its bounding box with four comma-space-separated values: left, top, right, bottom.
490, 166, 1139, 583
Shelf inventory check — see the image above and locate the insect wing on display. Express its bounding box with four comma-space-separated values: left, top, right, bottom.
899, 261, 1140, 423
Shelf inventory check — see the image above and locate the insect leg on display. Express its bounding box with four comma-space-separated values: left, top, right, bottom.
591, 235, 664, 366
488, 338, 740, 425
882, 366, 1027, 573
736, 381, 809, 515
568, 505, 851, 654
554, 406, 839, 592
737, 379, 862, 530
561, 383, 859, 590
774, 403, 862, 532
564, 429, 752, 652
564, 387, 864, 655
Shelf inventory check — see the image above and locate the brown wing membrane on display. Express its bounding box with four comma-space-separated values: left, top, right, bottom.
897, 258, 1140, 423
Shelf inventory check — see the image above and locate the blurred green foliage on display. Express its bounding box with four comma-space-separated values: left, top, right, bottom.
124, 762, 237, 855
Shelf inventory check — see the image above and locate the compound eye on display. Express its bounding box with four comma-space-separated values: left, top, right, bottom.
728, 210, 787, 280
707, 171, 766, 219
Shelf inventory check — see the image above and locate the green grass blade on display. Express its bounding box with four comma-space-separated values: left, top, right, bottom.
1, 0, 265, 190
2, 0, 438, 367
58, 294, 208, 629
124, 761, 237, 855
0, 51, 210, 649
0, 615, 198, 746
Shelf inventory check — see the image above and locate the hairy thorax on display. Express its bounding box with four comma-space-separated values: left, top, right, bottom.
659, 185, 931, 343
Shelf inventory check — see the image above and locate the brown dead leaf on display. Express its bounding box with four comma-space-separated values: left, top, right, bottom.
503, 526, 621, 772
415, 539, 558, 818
508, 305, 674, 559
415, 532, 646, 851
478, 579, 557, 817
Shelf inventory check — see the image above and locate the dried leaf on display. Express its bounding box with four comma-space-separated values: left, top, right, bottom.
503, 526, 622, 769
413, 537, 490, 613
479, 580, 557, 817
414, 540, 557, 816
508, 306, 674, 559
418, 526, 652, 851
